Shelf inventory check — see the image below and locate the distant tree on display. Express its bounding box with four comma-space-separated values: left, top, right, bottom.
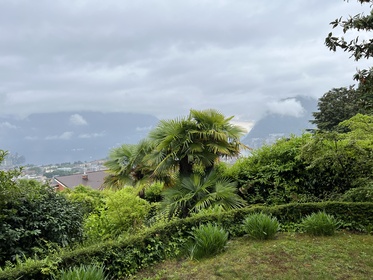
311, 86, 371, 131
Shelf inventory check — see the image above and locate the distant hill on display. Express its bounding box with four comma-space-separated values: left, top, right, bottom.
242, 96, 317, 148
0, 112, 158, 165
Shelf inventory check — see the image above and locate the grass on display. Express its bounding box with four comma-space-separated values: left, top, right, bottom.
129, 232, 373, 280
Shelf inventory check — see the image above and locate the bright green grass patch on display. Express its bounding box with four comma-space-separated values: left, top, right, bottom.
129, 232, 373, 280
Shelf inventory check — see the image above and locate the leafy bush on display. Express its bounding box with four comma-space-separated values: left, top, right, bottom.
62, 185, 106, 216
188, 223, 228, 260
54, 264, 109, 280
229, 134, 316, 205
242, 213, 279, 240
340, 183, 373, 202
0, 179, 84, 266
84, 187, 150, 241
301, 212, 339, 236
1, 202, 372, 280
144, 181, 164, 203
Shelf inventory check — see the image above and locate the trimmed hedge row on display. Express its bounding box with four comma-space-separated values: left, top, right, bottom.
1, 202, 372, 280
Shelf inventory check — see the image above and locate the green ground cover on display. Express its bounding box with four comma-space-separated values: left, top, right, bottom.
130, 232, 373, 280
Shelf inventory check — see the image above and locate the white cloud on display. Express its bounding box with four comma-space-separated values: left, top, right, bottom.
78, 132, 105, 138
0, 122, 17, 129
136, 126, 153, 132
70, 114, 88, 126
267, 99, 305, 118
25, 136, 38, 140
45, 131, 73, 140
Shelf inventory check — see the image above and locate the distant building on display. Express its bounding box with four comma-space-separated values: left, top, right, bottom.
53, 170, 107, 191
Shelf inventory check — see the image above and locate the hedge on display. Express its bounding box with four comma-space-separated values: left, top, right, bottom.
1, 202, 372, 280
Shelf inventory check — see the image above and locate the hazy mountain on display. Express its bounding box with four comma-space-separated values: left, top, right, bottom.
242, 96, 317, 148
0, 112, 158, 165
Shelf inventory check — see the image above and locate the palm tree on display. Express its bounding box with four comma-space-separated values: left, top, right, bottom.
104, 139, 155, 189
147, 109, 247, 177
161, 170, 246, 218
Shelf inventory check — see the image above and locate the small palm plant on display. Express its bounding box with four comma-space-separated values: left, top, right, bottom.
242, 212, 280, 240
188, 223, 229, 260
301, 211, 339, 236
55, 264, 109, 280
161, 170, 246, 218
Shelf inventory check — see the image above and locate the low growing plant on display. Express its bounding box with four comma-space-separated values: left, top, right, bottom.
54, 264, 109, 280
188, 223, 228, 260
242, 212, 279, 240
301, 211, 339, 236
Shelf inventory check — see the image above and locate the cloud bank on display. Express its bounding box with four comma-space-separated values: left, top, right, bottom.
0, 0, 371, 124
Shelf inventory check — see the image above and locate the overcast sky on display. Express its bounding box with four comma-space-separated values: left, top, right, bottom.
0, 0, 371, 130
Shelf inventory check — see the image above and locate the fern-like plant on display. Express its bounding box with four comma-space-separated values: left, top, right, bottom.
242, 212, 279, 240
55, 264, 109, 280
188, 223, 228, 260
301, 211, 339, 236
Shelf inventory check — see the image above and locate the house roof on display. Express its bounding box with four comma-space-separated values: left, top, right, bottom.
54, 170, 107, 190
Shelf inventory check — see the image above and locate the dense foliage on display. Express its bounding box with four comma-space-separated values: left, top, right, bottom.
311, 86, 372, 131
161, 170, 246, 218
228, 134, 316, 204
230, 114, 373, 204
0, 179, 84, 266
84, 188, 150, 241
1, 202, 372, 280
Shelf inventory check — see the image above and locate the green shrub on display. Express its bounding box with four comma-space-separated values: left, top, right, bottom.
0, 180, 84, 266
188, 223, 228, 260
301, 212, 339, 236
84, 187, 150, 241
54, 264, 109, 280
144, 181, 164, 203
62, 185, 106, 216
341, 184, 373, 202
242, 212, 279, 240
1, 202, 373, 280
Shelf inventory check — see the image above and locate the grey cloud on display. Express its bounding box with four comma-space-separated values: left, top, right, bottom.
0, 0, 371, 123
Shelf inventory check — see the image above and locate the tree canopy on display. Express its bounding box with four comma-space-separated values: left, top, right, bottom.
104, 109, 247, 189
312, 86, 372, 131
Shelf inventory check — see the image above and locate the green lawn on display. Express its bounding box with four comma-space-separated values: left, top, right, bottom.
129, 232, 373, 280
